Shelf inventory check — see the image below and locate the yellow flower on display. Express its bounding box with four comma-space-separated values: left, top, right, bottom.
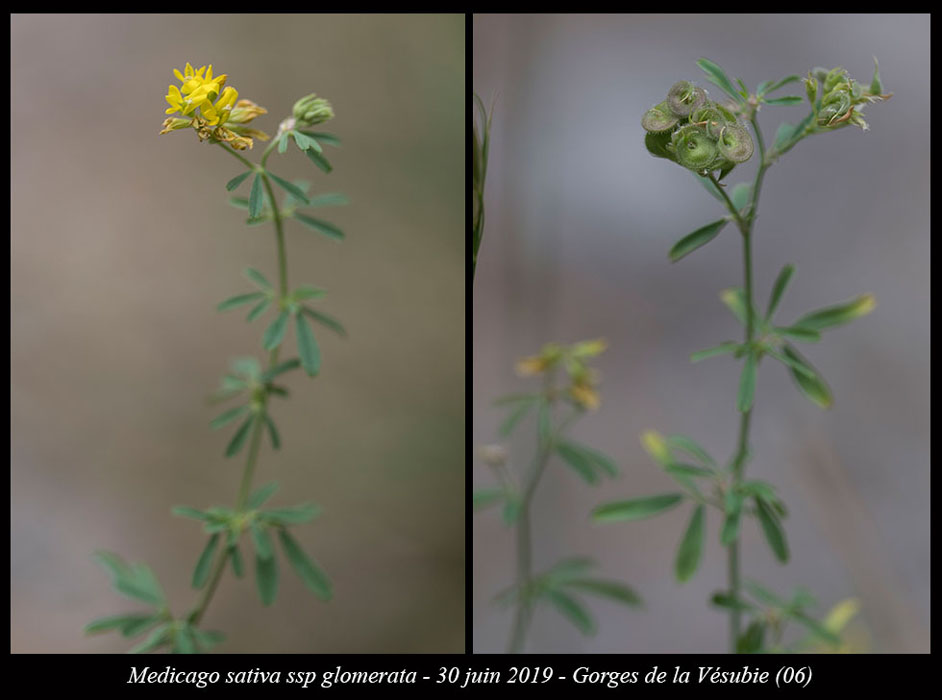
200, 86, 239, 126
569, 380, 600, 411
515, 355, 548, 377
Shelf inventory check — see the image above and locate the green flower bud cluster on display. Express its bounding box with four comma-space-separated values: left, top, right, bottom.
642, 80, 754, 177
292, 93, 334, 127
806, 58, 892, 131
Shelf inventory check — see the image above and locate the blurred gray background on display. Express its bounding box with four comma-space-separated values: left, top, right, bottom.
12, 14, 464, 653
473, 14, 928, 653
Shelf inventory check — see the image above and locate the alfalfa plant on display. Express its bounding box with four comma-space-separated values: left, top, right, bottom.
476, 340, 642, 653
593, 58, 890, 653
84, 63, 348, 653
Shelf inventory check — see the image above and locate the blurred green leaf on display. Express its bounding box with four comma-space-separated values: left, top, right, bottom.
306, 193, 349, 207
217, 292, 265, 312
260, 359, 301, 382
268, 172, 310, 205
128, 624, 170, 654
592, 494, 684, 522
305, 148, 333, 173
228, 545, 244, 578
500, 398, 535, 437
293, 213, 344, 240
298, 131, 341, 147
244, 268, 272, 290
755, 499, 790, 563
255, 551, 278, 606
263, 412, 281, 450
545, 590, 596, 635
782, 344, 833, 408
302, 307, 346, 337
473, 488, 505, 511
730, 183, 752, 212
764, 95, 803, 105
250, 522, 274, 560
675, 504, 705, 582
737, 620, 766, 653
211, 405, 248, 430
794, 294, 875, 331
564, 579, 642, 607
766, 264, 794, 320
711, 591, 755, 611
192, 534, 220, 589
246, 298, 270, 322
737, 350, 757, 413
248, 173, 263, 219
261, 502, 321, 525
690, 341, 741, 363
247, 482, 279, 510
278, 529, 332, 601
292, 130, 323, 153
225, 416, 255, 458
262, 311, 290, 351
666, 434, 715, 467
295, 313, 321, 376
775, 325, 820, 342
225, 171, 253, 192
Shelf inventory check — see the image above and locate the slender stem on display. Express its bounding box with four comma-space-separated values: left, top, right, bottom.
720, 114, 771, 653
507, 401, 578, 654
186, 142, 291, 628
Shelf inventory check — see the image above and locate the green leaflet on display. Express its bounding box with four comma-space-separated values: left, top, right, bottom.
261, 502, 321, 525
766, 263, 794, 319
210, 405, 248, 430
128, 624, 170, 654
250, 521, 274, 560
260, 359, 301, 382
225, 170, 253, 192
668, 219, 728, 262
305, 148, 333, 173
268, 172, 310, 205
248, 173, 264, 219
306, 193, 350, 207
473, 488, 505, 511
758, 74, 800, 96
592, 493, 684, 523
499, 398, 535, 437
563, 579, 642, 607
544, 589, 596, 636
225, 415, 255, 458
247, 482, 279, 510
217, 292, 264, 312
248, 297, 273, 322
262, 311, 290, 351
755, 498, 789, 563
244, 267, 272, 290
298, 131, 341, 147
730, 183, 752, 212
555, 440, 618, 484
93, 551, 166, 606
793, 294, 875, 331
710, 591, 754, 611
696, 58, 745, 103
737, 620, 766, 653
228, 545, 244, 578
764, 95, 803, 105
293, 213, 344, 240
263, 412, 281, 450
302, 307, 346, 337
775, 325, 820, 343
84, 613, 155, 636
781, 344, 833, 409
295, 313, 321, 376
255, 550, 279, 606
278, 529, 332, 601
292, 285, 327, 301
192, 534, 220, 589
690, 341, 740, 363
675, 504, 705, 583
737, 350, 757, 413
292, 130, 323, 153
665, 434, 715, 467
277, 131, 289, 154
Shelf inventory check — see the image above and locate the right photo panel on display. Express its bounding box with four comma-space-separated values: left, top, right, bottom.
472, 13, 929, 654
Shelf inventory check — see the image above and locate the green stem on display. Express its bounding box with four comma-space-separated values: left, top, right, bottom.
717, 116, 769, 653
507, 401, 578, 654
186, 142, 291, 629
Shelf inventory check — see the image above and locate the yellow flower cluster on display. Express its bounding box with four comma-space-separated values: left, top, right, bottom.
160, 62, 269, 150
515, 338, 608, 411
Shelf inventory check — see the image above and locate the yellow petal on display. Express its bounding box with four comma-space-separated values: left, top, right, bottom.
206, 64, 213, 80
184, 62, 194, 77
173, 68, 184, 82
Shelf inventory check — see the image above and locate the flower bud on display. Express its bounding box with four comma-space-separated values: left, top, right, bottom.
229, 98, 267, 125
159, 117, 193, 135
804, 74, 818, 107
292, 94, 334, 127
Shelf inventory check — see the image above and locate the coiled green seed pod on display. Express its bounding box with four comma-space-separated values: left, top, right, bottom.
666, 81, 706, 117
716, 124, 754, 163
672, 124, 719, 171
819, 88, 851, 125
642, 101, 680, 133
644, 130, 677, 162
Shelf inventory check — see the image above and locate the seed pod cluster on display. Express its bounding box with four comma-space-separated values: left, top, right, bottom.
642, 80, 754, 176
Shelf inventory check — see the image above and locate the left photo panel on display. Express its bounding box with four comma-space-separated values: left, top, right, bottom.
11, 13, 465, 653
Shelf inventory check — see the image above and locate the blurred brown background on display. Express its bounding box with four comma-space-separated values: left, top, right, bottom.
473, 14, 929, 653
12, 13, 465, 653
